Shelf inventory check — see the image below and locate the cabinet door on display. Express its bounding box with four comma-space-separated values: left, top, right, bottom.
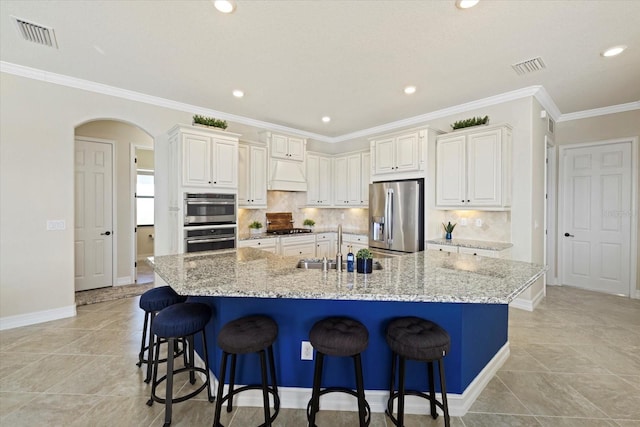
270, 134, 289, 159
436, 135, 466, 207
467, 129, 502, 206
395, 132, 420, 172
360, 152, 371, 206
182, 134, 212, 187
346, 154, 361, 204
238, 145, 250, 206
250, 145, 268, 205
316, 240, 331, 258
333, 157, 349, 205
287, 137, 305, 161
373, 138, 395, 174
306, 154, 320, 205
318, 156, 332, 204
281, 242, 316, 258
212, 139, 237, 188
427, 244, 458, 253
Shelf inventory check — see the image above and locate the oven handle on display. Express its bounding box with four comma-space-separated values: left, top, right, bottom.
186, 237, 235, 244
186, 200, 235, 205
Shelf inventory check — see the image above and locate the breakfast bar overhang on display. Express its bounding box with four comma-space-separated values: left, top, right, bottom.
149, 248, 546, 416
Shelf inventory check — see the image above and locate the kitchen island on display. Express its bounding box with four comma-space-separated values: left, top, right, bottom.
149, 248, 546, 415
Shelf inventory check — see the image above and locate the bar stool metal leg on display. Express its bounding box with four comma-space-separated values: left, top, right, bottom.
137, 311, 149, 367
428, 361, 437, 419
354, 353, 367, 427
397, 356, 406, 427
308, 352, 324, 426
214, 352, 229, 427
259, 350, 272, 427
439, 360, 450, 427
226, 354, 237, 412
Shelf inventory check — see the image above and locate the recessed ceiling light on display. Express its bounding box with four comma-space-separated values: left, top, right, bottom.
601, 45, 627, 57
213, 0, 236, 14
232, 89, 244, 98
322, 116, 331, 123
456, 0, 479, 9
404, 86, 417, 95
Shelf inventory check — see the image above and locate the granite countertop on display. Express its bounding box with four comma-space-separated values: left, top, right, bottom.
427, 238, 513, 251
148, 248, 546, 304
238, 229, 368, 241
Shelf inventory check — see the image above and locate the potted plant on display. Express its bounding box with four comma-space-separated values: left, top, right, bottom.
356, 248, 373, 274
192, 114, 228, 130
303, 219, 315, 230
443, 221, 456, 240
249, 221, 263, 235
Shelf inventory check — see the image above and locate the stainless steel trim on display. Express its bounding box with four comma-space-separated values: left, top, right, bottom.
186, 200, 235, 205
186, 237, 234, 244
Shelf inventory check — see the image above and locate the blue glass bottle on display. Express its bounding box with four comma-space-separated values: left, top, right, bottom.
346, 245, 355, 272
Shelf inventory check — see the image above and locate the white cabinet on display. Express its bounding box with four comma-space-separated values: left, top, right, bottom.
436, 124, 512, 209
360, 152, 371, 206
427, 243, 511, 258
238, 142, 267, 208
371, 131, 420, 175
279, 235, 316, 258
426, 243, 458, 253
341, 234, 368, 255
265, 132, 305, 161
306, 153, 332, 206
238, 238, 278, 253
316, 233, 336, 259
170, 125, 239, 190
333, 152, 368, 207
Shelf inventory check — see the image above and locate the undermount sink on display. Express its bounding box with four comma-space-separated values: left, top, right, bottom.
296, 259, 383, 270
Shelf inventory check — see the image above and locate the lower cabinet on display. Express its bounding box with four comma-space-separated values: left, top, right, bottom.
315, 233, 336, 259
237, 238, 278, 253
427, 243, 510, 258
342, 234, 368, 256
279, 235, 316, 258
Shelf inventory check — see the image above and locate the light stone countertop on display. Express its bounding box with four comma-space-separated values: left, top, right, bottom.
427, 238, 513, 251
148, 248, 546, 304
238, 229, 368, 241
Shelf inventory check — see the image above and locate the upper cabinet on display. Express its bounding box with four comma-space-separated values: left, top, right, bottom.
306, 152, 332, 206
333, 151, 369, 207
369, 127, 440, 180
169, 124, 239, 191
238, 142, 268, 208
267, 132, 305, 161
435, 124, 512, 210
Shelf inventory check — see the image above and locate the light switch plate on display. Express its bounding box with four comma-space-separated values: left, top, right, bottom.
460, 218, 468, 226
46, 220, 66, 231
301, 341, 314, 360
475, 219, 482, 227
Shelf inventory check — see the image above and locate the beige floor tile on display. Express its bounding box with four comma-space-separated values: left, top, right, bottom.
0, 352, 46, 378
560, 373, 640, 420
54, 329, 141, 356
499, 345, 549, 373
612, 420, 640, 426
497, 371, 608, 418
70, 395, 163, 427
150, 398, 218, 427
1, 327, 92, 353
0, 326, 41, 351
396, 412, 465, 426
523, 344, 610, 374
293, 407, 389, 427
535, 416, 619, 426
570, 344, 640, 376
0, 391, 36, 417
617, 375, 640, 391
468, 376, 531, 415
462, 413, 542, 426
0, 393, 98, 426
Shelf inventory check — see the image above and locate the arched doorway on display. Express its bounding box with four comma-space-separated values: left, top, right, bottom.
74, 119, 154, 291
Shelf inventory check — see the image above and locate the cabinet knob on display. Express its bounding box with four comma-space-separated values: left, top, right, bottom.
257, 242, 261, 245
461, 200, 464, 203
467, 199, 470, 202
209, 181, 212, 184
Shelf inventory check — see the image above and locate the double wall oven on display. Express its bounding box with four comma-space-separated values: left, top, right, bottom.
184, 193, 236, 253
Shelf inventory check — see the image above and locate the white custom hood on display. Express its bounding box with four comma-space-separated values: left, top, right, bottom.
269, 158, 307, 191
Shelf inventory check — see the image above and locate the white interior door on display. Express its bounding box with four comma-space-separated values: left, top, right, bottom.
560, 141, 632, 295
75, 138, 114, 291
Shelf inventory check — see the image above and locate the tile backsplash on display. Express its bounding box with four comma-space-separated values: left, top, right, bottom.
238, 191, 369, 234
439, 210, 511, 242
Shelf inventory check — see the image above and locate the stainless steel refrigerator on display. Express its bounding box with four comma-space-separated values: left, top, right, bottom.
369, 179, 424, 253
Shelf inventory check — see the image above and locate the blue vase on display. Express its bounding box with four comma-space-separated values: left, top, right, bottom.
445, 232, 452, 240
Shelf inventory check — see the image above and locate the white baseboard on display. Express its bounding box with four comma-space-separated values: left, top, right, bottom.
510, 286, 545, 312
191, 342, 510, 417
0, 304, 77, 331
116, 276, 133, 286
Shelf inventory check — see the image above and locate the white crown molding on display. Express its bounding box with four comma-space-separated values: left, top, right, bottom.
4, 61, 635, 143
557, 100, 640, 123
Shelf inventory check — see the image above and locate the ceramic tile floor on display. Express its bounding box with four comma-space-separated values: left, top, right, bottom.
1, 286, 639, 426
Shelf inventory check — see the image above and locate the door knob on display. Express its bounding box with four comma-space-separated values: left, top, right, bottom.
564, 232, 574, 237
101, 231, 111, 236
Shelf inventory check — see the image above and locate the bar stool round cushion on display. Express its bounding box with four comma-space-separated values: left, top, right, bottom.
152, 303, 212, 339
385, 317, 450, 361
139, 286, 186, 313
310, 317, 369, 357
217, 315, 278, 354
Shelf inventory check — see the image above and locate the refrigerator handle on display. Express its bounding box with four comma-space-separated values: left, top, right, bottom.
387, 188, 394, 245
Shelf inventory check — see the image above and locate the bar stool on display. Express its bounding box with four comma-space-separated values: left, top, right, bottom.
213, 315, 280, 427
307, 317, 370, 427
385, 317, 451, 427
147, 302, 214, 427
137, 286, 187, 382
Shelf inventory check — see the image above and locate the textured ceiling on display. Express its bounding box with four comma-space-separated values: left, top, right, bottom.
1, 0, 638, 138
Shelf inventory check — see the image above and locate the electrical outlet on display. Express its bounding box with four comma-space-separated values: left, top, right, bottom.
460, 218, 468, 226
301, 341, 314, 360
46, 220, 66, 231
475, 218, 482, 227
341, 213, 345, 220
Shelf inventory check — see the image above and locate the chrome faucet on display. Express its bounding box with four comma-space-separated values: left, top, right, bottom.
336, 224, 343, 272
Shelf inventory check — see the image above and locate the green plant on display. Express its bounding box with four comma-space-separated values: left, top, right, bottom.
192, 114, 228, 130
303, 219, 315, 227
451, 115, 489, 130
356, 248, 373, 260
443, 221, 456, 233
248, 221, 262, 229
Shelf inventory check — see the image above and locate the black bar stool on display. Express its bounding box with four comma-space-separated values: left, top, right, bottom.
147, 302, 214, 427
213, 315, 280, 427
385, 317, 451, 427
137, 286, 187, 382
307, 317, 370, 427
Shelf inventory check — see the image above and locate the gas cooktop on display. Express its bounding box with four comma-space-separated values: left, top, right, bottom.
268, 228, 313, 235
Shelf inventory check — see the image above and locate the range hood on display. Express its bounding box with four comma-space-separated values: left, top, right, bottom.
269, 159, 307, 191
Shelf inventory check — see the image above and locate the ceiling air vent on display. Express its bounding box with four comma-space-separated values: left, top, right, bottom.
512, 57, 546, 75
12, 16, 58, 48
